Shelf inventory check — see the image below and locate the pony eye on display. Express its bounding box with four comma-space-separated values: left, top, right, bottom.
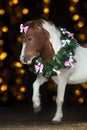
28, 37, 32, 41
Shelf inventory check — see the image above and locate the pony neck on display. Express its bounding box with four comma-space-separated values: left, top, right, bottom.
40, 39, 54, 61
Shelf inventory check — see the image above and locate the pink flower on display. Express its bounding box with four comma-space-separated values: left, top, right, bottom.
64, 57, 74, 67
35, 64, 44, 73
65, 31, 74, 39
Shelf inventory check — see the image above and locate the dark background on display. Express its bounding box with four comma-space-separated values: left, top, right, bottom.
0, 0, 87, 106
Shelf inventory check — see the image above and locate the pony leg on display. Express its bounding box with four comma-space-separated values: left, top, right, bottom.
32, 75, 47, 113
52, 76, 67, 123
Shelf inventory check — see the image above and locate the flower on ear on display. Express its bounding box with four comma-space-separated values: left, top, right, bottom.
20, 24, 29, 34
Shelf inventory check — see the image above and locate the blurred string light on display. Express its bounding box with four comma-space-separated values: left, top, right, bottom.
0, 52, 8, 61
69, 0, 87, 42
82, 83, 87, 89
42, 0, 51, 19
9, 0, 19, 6
16, 92, 25, 101
72, 14, 80, 21
0, 84, 8, 92
43, 0, 51, 4
0, 40, 4, 46
2, 26, 8, 33
43, 7, 49, 14
19, 86, 26, 93
13, 61, 23, 68
12, 0, 19, 5
77, 21, 84, 28
16, 68, 26, 75
78, 97, 84, 104
0, 78, 3, 84
22, 8, 29, 15
0, 9, 5, 15
69, 6, 76, 13
71, 0, 79, 3
74, 89, 81, 96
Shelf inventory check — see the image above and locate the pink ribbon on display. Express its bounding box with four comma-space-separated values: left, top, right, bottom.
20, 24, 29, 33
64, 58, 74, 67
35, 64, 44, 73
65, 31, 74, 39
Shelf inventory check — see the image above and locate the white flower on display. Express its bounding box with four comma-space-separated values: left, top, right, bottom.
62, 39, 70, 47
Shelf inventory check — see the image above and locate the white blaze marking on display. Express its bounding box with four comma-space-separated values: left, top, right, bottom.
20, 43, 26, 58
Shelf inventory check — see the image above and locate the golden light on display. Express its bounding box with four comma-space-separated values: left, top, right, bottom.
74, 89, 81, 96
82, 83, 87, 89
17, 36, 22, 43
0, 52, 8, 60
22, 8, 29, 15
16, 78, 22, 85
2, 26, 8, 33
0, 9, 5, 15
16, 93, 24, 101
77, 21, 84, 28
72, 14, 80, 21
14, 61, 23, 68
19, 69, 26, 74
0, 78, 3, 84
78, 97, 84, 104
0, 84, 8, 92
69, 6, 76, 12
9, 1, 13, 6
19, 86, 26, 93
72, 0, 79, 3
78, 33, 86, 41
0, 40, 4, 46
12, 0, 19, 5
43, 0, 51, 4
43, 7, 50, 14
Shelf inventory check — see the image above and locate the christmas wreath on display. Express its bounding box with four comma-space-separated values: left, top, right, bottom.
29, 27, 79, 77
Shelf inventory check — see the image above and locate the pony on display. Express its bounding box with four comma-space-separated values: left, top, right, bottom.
20, 19, 87, 123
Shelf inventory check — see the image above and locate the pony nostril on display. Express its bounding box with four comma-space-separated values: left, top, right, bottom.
24, 57, 29, 63
23, 56, 32, 64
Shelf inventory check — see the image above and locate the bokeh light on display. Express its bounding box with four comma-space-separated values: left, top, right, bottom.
2, 26, 8, 33
72, 14, 80, 21
43, 0, 51, 4
43, 7, 50, 14
0, 9, 5, 15
22, 8, 29, 15
69, 6, 76, 12
0, 84, 8, 92
0, 52, 8, 60
74, 89, 81, 96
78, 97, 84, 104
19, 86, 26, 93
77, 21, 84, 28
13, 61, 23, 68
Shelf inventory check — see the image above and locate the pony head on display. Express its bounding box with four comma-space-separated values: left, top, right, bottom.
20, 19, 55, 65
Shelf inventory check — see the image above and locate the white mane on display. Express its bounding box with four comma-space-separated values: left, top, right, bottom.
42, 20, 61, 54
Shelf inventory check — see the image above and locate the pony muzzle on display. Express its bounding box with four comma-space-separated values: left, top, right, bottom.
20, 56, 35, 65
